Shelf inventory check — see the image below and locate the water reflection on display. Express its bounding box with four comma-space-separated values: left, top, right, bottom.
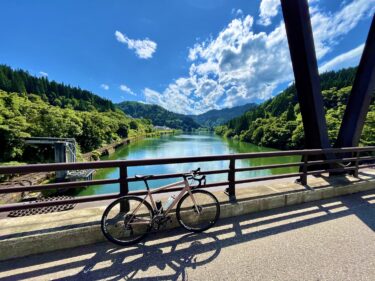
78, 133, 300, 196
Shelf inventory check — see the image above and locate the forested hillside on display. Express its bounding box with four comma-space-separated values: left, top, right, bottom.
215, 67, 374, 149
0, 65, 155, 163
118, 101, 200, 131
189, 103, 256, 128
0, 65, 114, 111
0, 91, 153, 162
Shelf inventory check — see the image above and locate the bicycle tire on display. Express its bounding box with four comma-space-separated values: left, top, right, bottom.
176, 190, 220, 232
101, 196, 154, 246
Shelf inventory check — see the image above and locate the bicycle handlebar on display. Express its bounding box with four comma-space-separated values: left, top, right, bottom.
183, 168, 206, 187
191, 167, 200, 175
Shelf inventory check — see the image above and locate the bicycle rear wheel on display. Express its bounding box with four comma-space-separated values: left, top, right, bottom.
101, 196, 153, 246
176, 190, 220, 232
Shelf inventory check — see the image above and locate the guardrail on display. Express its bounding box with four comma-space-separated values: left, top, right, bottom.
0, 146, 374, 212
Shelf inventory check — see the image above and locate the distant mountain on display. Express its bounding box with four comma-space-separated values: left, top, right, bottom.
190, 103, 257, 128
118, 101, 258, 130
117, 101, 200, 131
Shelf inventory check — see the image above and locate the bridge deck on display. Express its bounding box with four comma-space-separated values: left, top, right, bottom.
0, 170, 374, 262
0, 189, 374, 280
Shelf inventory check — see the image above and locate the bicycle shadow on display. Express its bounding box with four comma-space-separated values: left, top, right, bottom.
0, 230, 221, 281
63, 232, 221, 281
0, 189, 374, 281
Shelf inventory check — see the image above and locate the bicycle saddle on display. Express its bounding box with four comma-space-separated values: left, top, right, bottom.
135, 174, 153, 180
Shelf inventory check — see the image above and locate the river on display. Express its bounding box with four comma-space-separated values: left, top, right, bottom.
78, 133, 299, 196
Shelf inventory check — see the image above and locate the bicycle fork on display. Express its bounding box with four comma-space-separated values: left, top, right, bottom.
187, 187, 201, 214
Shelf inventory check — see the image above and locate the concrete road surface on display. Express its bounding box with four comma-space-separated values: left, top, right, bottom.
0, 190, 375, 281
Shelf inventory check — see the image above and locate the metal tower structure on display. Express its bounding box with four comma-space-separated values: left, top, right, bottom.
281, 0, 375, 161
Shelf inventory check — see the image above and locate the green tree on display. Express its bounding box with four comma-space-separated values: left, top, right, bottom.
214, 67, 374, 149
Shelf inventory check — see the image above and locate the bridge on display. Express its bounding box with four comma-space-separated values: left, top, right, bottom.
0, 187, 375, 280
0, 0, 374, 279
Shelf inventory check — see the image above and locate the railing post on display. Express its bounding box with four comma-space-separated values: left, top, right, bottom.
226, 158, 236, 202
300, 155, 308, 185
353, 151, 360, 178
119, 163, 129, 212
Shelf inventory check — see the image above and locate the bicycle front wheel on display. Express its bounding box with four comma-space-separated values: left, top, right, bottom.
176, 190, 220, 232
101, 196, 153, 246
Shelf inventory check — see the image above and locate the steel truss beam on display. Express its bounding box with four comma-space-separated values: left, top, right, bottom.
335, 15, 375, 148
281, 0, 331, 150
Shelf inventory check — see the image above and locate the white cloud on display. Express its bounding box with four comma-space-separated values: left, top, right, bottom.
39, 71, 48, 77
119, 84, 136, 96
258, 0, 280, 26
115, 30, 157, 59
144, 88, 170, 109
100, 84, 109, 90
257, 0, 320, 26
319, 44, 364, 73
311, 0, 375, 59
146, 15, 292, 114
146, 0, 374, 114
231, 8, 243, 17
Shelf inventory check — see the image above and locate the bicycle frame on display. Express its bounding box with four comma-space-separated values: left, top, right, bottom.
127, 177, 200, 225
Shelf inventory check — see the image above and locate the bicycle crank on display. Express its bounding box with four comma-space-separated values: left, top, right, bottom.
151, 215, 172, 230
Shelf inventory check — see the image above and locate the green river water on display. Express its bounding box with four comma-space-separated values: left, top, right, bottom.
78, 133, 300, 196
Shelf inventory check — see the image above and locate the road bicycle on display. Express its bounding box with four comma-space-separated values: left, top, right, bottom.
101, 168, 220, 246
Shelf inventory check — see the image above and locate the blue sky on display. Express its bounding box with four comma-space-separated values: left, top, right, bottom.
0, 0, 374, 114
